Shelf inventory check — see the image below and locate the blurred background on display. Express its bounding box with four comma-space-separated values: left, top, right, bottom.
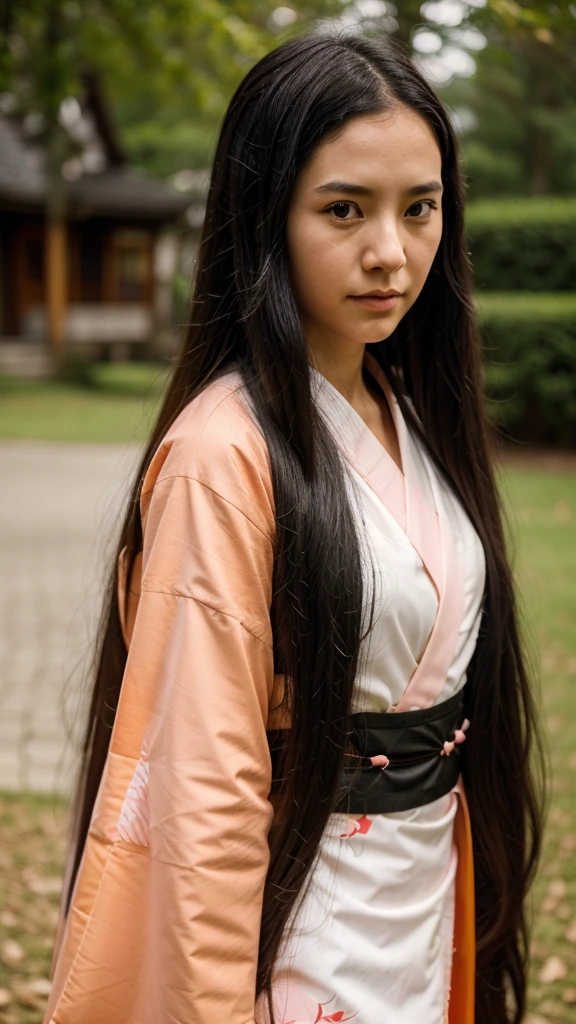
0, 1, 575, 1022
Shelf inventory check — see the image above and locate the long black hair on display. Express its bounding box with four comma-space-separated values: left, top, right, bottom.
65, 31, 545, 1023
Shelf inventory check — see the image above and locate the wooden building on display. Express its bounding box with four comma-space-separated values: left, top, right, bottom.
0, 75, 193, 369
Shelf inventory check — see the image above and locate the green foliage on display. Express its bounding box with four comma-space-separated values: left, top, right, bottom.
461, 141, 523, 198
476, 0, 576, 52
466, 198, 576, 292
477, 292, 576, 445
0, 0, 354, 177
441, 3, 576, 199
4, 1, 576, 189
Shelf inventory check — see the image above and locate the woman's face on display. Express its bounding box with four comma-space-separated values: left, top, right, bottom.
286, 105, 443, 360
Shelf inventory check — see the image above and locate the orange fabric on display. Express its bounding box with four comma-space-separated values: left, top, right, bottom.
448, 782, 476, 1023
45, 376, 277, 1024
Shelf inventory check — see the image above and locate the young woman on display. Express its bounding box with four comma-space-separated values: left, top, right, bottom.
45, 31, 544, 1024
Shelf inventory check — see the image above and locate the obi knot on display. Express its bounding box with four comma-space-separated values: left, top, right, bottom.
369, 754, 390, 770
441, 717, 470, 757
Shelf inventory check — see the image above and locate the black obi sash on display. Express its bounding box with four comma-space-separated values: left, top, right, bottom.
267, 687, 468, 818
334, 687, 467, 814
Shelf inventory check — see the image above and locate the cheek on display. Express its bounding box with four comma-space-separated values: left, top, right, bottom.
287, 219, 349, 306
409, 225, 442, 279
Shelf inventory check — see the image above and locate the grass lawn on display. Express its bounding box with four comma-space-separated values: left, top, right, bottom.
0, 364, 168, 443
499, 468, 576, 1023
0, 383, 574, 1021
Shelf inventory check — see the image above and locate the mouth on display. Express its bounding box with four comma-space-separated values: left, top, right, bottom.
349, 292, 402, 310
353, 290, 401, 299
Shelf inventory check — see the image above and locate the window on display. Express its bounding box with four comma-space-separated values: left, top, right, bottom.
26, 240, 44, 282
117, 248, 148, 301
113, 229, 150, 303
80, 235, 102, 286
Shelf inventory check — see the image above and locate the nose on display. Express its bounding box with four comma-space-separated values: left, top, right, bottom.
360, 217, 406, 274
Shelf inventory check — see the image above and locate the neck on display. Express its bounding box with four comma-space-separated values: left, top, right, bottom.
308, 342, 369, 405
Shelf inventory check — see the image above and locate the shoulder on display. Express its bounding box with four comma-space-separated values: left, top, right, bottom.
141, 368, 274, 535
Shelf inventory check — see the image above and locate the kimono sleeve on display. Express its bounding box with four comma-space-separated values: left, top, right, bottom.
111, 430, 276, 1023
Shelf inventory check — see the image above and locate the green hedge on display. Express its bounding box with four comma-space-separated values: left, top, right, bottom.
466, 198, 576, 292
477, 292, 576, 445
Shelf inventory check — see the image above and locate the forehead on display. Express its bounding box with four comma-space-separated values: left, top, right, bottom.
299, 106, 442, 191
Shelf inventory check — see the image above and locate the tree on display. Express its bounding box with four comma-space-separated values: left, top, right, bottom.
0, 0, 349, 363
3, 0, 574, 363
441, 0, 576, 197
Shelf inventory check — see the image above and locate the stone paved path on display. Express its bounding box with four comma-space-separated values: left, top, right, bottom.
0, 440, 564, 797
0, 441, 141, 794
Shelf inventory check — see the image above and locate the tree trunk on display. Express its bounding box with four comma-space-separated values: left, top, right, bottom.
44, 0, 68, 370
391, 0, 427, 49
46, 216, 67, 365
524, 41, 555, 195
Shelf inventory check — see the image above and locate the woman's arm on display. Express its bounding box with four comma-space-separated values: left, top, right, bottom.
131, 474, 275, 1020
47, 390, 276, 1024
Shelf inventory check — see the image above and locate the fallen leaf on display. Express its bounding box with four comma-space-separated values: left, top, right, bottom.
548, 878, 567, 899
539, 955, 568, 984
539, 999, 566, 1016
0, 938, 24, 964
47, 906, 60, 926
548, 808, 571, 827
557, 903, 571, 920
26, 875, 63, 896
553, 500, 572, 523
16, 987, 41, 1009
523, 1015, 550, 1024
16, 976, 53, 1010
0, 910, 17, 928
0, 989, 11, 1008
560, 833, 576, 855
566, 920, 576, 943
542, 857, 563, 877
28, 978, 52, 997
540, 896, 558, 914
563, 988, 576, 1005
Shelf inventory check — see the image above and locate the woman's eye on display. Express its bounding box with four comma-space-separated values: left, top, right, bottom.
326, 201, 361, 221
406, 200, 437, 219
325, 199, 438, 222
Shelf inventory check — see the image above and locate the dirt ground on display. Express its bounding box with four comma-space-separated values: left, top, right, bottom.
0, 793, 68, 1024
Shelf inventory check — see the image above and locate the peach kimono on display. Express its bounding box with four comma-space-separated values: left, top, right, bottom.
45, 350, 481, 1024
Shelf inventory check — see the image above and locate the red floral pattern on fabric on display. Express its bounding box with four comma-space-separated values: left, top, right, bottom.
271, 981, 357, 1024
340, 814, 373, 838
284, 998, 357, 1023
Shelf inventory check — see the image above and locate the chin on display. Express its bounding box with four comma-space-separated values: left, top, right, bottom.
365, 325, 398, 344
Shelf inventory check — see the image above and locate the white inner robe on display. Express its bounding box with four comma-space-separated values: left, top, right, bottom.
265, 359, 486, 1024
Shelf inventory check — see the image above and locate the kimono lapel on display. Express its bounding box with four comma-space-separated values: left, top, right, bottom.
311, 348, 465, 711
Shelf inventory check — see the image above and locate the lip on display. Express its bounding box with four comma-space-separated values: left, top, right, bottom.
349, 293, 402, 310
354, 290, 401, 298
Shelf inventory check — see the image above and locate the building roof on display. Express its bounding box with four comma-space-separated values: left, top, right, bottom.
71, 167, 192, 220
0, 77, 192, 223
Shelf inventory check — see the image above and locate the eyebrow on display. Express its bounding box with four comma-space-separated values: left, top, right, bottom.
312, 180, 444, 197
